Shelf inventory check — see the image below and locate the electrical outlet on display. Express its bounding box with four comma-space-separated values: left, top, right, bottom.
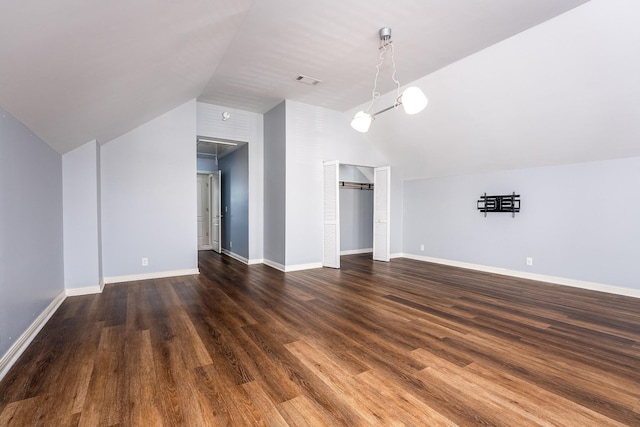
526, 257, 533, 266
142, 257, 148, 266
420, 244, 425, 251
230, 241, 233, 248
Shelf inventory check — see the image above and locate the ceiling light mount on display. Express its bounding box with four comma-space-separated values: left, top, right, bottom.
350, 27, 428, 133
379, 27, 392, 45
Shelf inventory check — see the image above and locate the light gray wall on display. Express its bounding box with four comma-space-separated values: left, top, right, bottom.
284, 100, 390, 267
197, 102, 264, 261
403, 157, 640, 291
0, 107, 64, 359
197, 157, 218, 172
390, 168, 404, 256
339, 164, 371, 183
219, 145, 249, 259
63, 139, 101, 291
340, 187, 373, 252
339, 164, 373, 252
101, 100, 197, 277
96, 142, 103, 280
263, 101, 286, 265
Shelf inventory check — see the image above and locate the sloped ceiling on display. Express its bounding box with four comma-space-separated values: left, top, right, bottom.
359, 0, 640, 179
199, 0, 590, 113
1, 0, 607, 168
0, 0, 255, 153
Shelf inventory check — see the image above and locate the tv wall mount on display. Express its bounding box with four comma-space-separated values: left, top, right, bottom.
477, 192, 520, 217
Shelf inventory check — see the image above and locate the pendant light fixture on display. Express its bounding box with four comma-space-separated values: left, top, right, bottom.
350, 27, 428, 133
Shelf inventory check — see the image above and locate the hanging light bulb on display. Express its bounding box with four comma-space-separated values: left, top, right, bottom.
350, 111, 373, 133
401, 86, 428, 114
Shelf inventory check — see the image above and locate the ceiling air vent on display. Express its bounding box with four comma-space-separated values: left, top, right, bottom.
295, 74, 322, 85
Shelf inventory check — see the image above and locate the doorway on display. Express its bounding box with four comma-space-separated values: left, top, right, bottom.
197, 172, 221, 252
196, 136, 249, 258
322, 161, 390, 268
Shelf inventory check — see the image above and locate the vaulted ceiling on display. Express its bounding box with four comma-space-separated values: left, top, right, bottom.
0, 0, 255, 154
3, 1, 638, 180
1, 0, 589, 154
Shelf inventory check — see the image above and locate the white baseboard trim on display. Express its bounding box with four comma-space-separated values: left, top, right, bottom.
199, 245, 214, 250
285, 262, 323, 272
104, 268, 200, 284
263, 260, 324, 273
65, 285, 102, 296
0, 290, 66, 382
261, 259, 332, 273
341, 248, 373, 256
263, 259, 286, 272
390, 253, 404, 259
400, 253, 640, 299
218, 250, 263, 266
64, 276, 106, 297
222, 249, 249, 265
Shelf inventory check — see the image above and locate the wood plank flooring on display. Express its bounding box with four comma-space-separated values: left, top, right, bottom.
1, 252, 639, 426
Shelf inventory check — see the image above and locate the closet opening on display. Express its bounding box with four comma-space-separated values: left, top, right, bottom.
323, 161, 390, 268
339, 164, 375, 258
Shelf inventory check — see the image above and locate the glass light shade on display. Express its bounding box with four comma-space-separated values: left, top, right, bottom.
350, 111, 373, 133
401, 86, 428, 114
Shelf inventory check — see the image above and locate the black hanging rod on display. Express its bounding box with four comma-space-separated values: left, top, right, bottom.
339, 181, 374, 190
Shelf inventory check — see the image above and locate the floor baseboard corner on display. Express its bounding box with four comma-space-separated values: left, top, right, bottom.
0, 290, 66, 382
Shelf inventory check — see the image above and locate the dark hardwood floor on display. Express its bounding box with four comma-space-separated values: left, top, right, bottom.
1, 252, 639, 426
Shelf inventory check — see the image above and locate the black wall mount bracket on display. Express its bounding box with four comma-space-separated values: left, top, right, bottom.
477, 192, 520, 218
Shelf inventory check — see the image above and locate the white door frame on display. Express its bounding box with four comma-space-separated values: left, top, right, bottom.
373, 166, 391, 262
197, 173, 214, 250
210, 171, 222, 254
322, 160, 340, 268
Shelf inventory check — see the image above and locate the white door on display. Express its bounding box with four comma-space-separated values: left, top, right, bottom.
373, 166, 390, 262
210, 171, 222, 253
197, 175, 211, 249
322, 160, 340, 268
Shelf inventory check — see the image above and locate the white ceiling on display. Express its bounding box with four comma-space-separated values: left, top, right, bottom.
0, 0, 255, 153
10, 1, 638, 182
199, 0, 591, 114
0, 0, 590, 156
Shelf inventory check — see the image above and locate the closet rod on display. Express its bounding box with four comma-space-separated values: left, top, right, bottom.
339, 181, 374, 190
